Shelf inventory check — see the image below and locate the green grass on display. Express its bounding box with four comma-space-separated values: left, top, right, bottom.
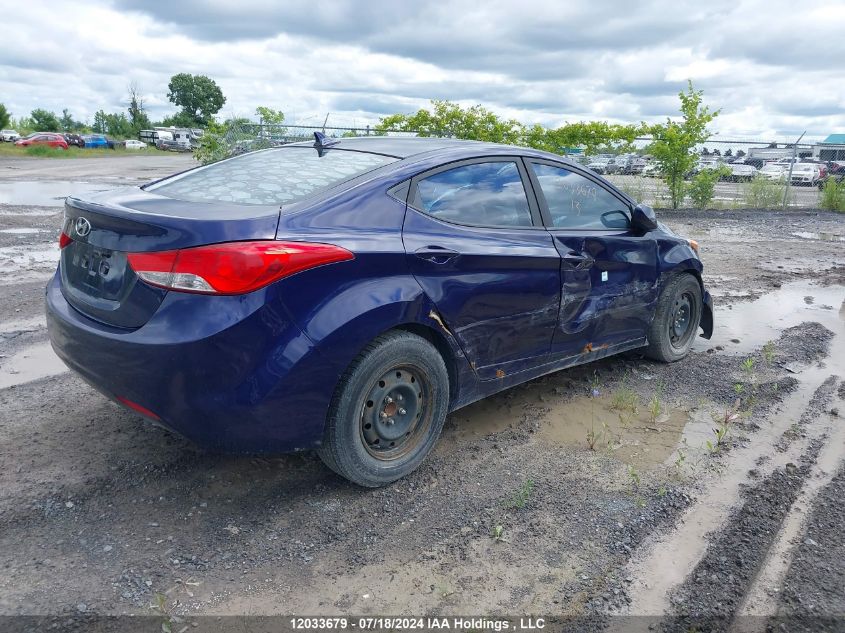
0, 143, 166, 159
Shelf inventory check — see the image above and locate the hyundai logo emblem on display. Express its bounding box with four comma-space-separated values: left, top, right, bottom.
74, 216, 92, 237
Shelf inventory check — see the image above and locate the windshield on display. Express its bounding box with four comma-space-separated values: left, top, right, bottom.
147, 147, 397, 206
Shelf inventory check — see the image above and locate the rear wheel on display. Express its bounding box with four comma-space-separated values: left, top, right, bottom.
317, 331, 449, 487
645, 274, 702, 362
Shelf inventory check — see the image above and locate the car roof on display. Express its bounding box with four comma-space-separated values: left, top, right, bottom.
283, 135, 572, 163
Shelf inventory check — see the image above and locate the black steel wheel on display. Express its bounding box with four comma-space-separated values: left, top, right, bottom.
645, 274, 702, 362
317, 331, 449, 487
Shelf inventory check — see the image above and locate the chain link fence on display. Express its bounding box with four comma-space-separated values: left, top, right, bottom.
211, 124, 829, 208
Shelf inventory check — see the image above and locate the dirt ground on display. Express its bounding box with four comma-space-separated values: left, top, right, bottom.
0, 155, 843, 631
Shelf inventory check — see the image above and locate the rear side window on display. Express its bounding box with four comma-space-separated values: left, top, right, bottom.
414, 161, 532, 227
147, 148, 396, 205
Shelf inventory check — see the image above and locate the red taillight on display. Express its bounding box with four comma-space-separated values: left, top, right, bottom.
126, 240, 354, 295
59, 232, 73, 249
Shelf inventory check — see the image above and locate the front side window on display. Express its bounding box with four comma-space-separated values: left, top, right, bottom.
532, 163, 630, 230
414, 161, 532, 227
147, 148, 396, 206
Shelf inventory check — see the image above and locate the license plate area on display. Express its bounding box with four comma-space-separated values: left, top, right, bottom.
63, 241, 130, 301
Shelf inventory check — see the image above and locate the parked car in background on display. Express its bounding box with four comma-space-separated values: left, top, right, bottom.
63, 133, 85, 148
759, 163, 786, 180
587, 156, 616, 174
1, 129, 21, 142
724, 162, 757, 182
15, 132, 69, 149
616, 156, 646, 175
156, 137, 190, 152
790, 163, 821, 186
124, 140, 147, 150
82, 134, 115, 149
47, 134, 713, 487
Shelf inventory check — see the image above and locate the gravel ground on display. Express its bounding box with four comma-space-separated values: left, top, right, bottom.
0, 156, 843, 628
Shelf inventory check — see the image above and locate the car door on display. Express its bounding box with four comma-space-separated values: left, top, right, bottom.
525, 159, 659, 358
403, 158, 561, 380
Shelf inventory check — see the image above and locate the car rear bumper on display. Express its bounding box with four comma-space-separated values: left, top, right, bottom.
45, 270, 333, 453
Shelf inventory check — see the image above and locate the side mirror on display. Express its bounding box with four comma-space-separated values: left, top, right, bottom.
632, 204, 658, 231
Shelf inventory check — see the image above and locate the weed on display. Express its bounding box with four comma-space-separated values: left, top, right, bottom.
708, 399, 741, 452
820, 178, 845, 212
490, 524, 508, 543
742, 174, 790, 207
507, 479, 535, 509
762, 341, 776, 365
150, 592, 175, 633
628, 465, 641, 488
734, 382, 745, 394
674, 448, 687, 471
648, 384, 664, 424
610, 378, 639, 414
741, 357, 755, 375
657, 485, 667, 497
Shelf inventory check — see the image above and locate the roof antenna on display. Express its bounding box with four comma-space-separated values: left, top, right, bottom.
313, 131, 340, 157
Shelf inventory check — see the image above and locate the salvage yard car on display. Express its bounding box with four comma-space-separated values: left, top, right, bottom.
46, 135, 713, 487
790, 162, 821, 186
15, 132, 68, 149
1, 129, 21, 142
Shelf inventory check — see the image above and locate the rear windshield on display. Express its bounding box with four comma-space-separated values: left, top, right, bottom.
146, 148, 397, 206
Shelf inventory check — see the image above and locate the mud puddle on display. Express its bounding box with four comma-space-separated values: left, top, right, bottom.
0, 342, 67, 389
694, 280, 844, 354
791, 231, 845, 242
0, 181, 114, 207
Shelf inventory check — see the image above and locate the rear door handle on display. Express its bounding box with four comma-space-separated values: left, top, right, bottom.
414, 246, 460, 264
563, 252, 595, 269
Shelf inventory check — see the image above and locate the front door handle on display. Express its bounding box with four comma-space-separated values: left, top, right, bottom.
562, 252, 595, 269
414, 246, 460, 264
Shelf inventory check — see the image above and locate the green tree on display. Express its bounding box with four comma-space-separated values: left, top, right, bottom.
0, 103, 10, 130
30, 108, 61, 131
255, 106, 285, 125
523, 121, 646, 156
376, 100, 523, 144
93, 110, 108, 134
166, 73, 226, 126
127, 83, 151, 133
647, 81, 720, 209
103, 112, 133, 138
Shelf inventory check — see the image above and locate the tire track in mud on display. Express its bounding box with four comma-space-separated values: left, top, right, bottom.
611, 319, 844, 632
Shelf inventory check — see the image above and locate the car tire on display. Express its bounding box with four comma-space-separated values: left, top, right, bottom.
317, 330, 450, 487
645, 273, 702, 363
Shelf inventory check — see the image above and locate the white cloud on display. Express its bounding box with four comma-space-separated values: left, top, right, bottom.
0, 0, 843, 140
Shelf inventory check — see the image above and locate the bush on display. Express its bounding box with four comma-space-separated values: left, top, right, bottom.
820, 178, 845, 212
687, 166, 729, 208
742, 174, 787, 208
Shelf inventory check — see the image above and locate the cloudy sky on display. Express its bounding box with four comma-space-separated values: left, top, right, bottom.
2, 0, 844, 141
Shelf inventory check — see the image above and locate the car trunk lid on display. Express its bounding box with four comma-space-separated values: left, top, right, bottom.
60, 187, 280, 328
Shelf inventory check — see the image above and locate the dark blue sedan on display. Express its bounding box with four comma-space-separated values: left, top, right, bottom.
46, 134, 713, 487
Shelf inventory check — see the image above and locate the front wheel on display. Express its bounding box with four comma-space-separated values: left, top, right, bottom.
317, 331, 449, 487
645, 274, 702, 362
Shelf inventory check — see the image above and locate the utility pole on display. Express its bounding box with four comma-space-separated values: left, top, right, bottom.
782, 131, 805, 209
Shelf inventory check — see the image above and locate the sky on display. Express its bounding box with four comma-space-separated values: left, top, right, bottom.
1, 0, 844, 142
